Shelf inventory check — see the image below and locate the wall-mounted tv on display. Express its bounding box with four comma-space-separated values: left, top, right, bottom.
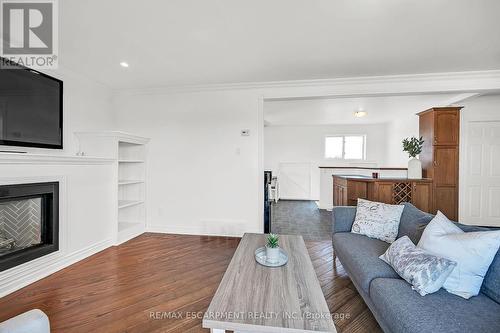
0, 58, 63, 149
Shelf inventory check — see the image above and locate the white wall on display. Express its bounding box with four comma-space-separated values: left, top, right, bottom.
461, 94, 500, 122
56, 69, 116, 154
112, 74, 500, 237
113, 90, 262, 237
385, 113, 420, 167
264, 124, 388, 200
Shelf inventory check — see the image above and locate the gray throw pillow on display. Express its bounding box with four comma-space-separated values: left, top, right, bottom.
397, 215, 433, 244
380, 236, 457, 296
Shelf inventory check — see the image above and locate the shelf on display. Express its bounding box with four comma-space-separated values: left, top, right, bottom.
118, 200, 144, 209
118, 180, 144, 186
118, 159, 144, 163
118, 221, 143, 232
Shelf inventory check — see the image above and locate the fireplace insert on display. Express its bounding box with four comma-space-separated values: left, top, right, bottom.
0, 182, 59, 271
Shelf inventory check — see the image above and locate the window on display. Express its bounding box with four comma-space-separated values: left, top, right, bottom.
325, 135, 366, 160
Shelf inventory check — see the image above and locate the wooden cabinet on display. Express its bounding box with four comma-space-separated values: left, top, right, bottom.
333, 184, 346, 206
433, 147, 458, 186
332, 176, 433, 213
434, 187, 457, 219
418, 107, 461, 220
372, 182, 395, 204
434, 111, 459, 145
333, 177, 347, 206
412, 182, 433, 212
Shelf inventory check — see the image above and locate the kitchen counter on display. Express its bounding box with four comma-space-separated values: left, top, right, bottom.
333, 175, 432, 182
319, 166, 407, 170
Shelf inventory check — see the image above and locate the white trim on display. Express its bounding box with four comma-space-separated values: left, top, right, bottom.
0, 238, 113, 298
115, 70, 500, 96
146, 225, 245, 238
0, 153, 114, 165
257, 96, 265, 234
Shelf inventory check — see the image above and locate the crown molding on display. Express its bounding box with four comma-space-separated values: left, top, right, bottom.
113, 70, 500, 97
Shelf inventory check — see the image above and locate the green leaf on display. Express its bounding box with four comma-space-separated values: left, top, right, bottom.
402, 136, 424, 158
266, 233, 279, 248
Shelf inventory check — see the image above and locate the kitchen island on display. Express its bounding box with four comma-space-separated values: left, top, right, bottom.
333, 174, 433, 212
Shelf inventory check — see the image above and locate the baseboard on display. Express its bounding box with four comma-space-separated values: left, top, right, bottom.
0, 238, 113, 297
146, 224, 252, 238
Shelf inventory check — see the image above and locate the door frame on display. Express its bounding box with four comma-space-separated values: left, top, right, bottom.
460, 118, 500, 224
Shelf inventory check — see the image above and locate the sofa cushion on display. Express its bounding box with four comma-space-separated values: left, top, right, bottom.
482, 251, 500, 304
418, 211, 500, 299
397, 203, 433, 243
397, 203, 500, 302
332, 232, 400, 293
453, 223, 500, 304
332, 206, 357, 234
370, 278, 500, 333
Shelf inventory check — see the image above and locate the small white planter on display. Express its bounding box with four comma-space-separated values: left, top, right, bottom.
408, 157, 422, 179
266, 246, 280, 263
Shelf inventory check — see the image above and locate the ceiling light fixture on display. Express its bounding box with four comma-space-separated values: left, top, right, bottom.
120, 62, 129, 68
354, 110, 367, 118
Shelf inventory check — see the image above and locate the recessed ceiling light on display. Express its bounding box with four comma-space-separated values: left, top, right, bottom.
354, 111, 367, 118
120, 62, 129, 68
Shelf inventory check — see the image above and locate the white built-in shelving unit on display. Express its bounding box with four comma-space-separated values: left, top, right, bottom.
75, 131, 150, 245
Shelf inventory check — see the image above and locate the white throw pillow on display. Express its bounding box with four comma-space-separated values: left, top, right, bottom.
351, 199, 404, 243
417, 211, 500, 299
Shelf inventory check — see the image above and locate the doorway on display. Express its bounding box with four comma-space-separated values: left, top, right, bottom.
461, 120, 500, 226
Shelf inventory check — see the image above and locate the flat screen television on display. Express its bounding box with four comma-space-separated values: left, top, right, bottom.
0, 58, 63, 149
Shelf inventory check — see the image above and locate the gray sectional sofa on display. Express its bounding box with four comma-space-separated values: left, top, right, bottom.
332, 203, 500, 333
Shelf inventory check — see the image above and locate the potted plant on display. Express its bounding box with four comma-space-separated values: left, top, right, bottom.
266, 234, 280, 263
402, 136, 424, 179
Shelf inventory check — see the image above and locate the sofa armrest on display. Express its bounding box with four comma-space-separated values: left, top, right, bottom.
0, 309, 50, 333
332, 206, 357, 234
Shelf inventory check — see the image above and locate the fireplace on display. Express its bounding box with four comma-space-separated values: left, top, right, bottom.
0, 182, 58, 271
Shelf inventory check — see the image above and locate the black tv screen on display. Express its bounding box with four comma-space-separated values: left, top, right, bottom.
0, 60, 63, 149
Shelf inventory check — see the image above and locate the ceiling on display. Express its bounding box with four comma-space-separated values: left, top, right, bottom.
59, 0, 500, 89
264, 93, 469, 126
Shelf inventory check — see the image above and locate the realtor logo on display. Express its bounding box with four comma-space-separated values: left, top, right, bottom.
0, 0, 58, 69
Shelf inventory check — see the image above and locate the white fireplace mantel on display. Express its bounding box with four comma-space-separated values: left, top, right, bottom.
0, 154, 115, 297
0, 153, 114, 165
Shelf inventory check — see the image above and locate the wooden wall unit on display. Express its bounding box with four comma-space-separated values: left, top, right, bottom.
332, 176, 433, 213
418, 107, 461, 220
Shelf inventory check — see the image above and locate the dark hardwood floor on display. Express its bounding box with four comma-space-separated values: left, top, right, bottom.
0, 233, 381, 333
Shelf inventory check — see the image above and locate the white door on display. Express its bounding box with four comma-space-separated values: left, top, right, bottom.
462, 121, 500, 226
278, 163, 311, 200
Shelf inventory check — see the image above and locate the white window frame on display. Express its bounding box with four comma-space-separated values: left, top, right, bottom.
324, 135, 367, 160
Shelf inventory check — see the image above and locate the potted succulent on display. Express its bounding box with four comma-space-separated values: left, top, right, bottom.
266, 233, 280, 263
402, 136, 424, 179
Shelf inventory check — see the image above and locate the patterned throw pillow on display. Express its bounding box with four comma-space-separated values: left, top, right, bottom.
351, 199, 404, 243
380, 236, 457, 296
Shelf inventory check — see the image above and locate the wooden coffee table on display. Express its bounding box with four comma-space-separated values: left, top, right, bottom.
203, 233, 337, 333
